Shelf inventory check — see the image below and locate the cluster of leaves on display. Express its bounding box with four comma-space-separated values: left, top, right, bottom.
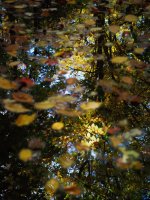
0, 0, 150, 200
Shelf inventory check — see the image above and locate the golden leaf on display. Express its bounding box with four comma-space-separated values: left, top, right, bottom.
80, 101, 102, 110
111, 56, 128, 64
15, 113, 36, 126
51, 122, 64, 130
34, 100, 55, 110
134, 48, 144, 54
45, 178, 59, 196
125, 15, 138, 22
59, 153, 74, 168
66, 78, 78, 85
19, 149, 32, 162
3, 99, 30, 113
76, 142, 90, 151
0, 77, 17, 90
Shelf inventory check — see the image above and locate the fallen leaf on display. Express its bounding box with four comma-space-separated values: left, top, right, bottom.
125, 15, 138, 22
111, 56, 128, 64
80, 101, 102, 110
0, 77, 17, 90
59, 153, 74, 168
3, 99, 30, 113
12, 92, 34, 103
45, 178, 59, 196
64, 184, 81, 195
51, 122, 64, 130
19, 148, 32, 162
34, 100, 55, 110
66, 78, 78, 85
109, 25, 120, 34
15, 113, 36, 126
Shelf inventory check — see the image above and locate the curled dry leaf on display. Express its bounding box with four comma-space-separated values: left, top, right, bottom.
19, 148, 32, 162
111, 56, 128, 64
64, 184, 81, 195
15, 113, 36, 126
51, 122, 64, 130
45, 178, 59, 196
80, 101, 102, 110
12, 92, 34, 103
3, 99, 30, 113
0, 76, 17, 90
34, 100, 55, 110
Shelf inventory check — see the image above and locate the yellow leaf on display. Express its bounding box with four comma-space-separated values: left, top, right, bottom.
125, 15, 138, 22
3, 99, 30, 113
34, 100, 55, 110
111, 56, 128, 64
59, 153, 74, 168
45, 179, 59, 196
15, 113, 36, 126
19, 149, 32, 162
134, 48, 144, 54
0, 77, 17, 90
51, 122, 64, 130
80, 101, 102, 110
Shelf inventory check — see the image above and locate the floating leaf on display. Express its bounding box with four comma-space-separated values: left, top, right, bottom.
64, 184, 81, 195
12, 92, 34, 103
66, 78, 78, 85
0, 77, 17, 90
28, 138, 45, 149
45, 179, 59, 196
19, 149, 32, 162
76, 142, 90, 151
121, 76, 133, 85
34, 100, 55, 110
125, 15, 138, 22
109, 25, 120, 33
80, 101, 102, 110
59, 153, 74, 168
8, 61, 21, 67
3, 99, 30, 113
111, 56, 128, 64
134, 48, 145, 54
51, 122, 64, 130
108, 127, 121, 134
15, 113, 36, 126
